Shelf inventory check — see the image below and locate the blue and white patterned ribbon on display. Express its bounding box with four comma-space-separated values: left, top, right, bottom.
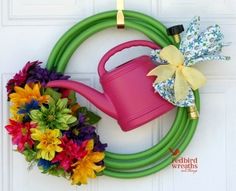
150, 16, 230, 107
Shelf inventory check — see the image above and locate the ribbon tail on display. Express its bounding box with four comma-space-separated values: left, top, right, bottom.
174, 69, 189, 101
182, 67, 206, 90
147, 65, 176, 84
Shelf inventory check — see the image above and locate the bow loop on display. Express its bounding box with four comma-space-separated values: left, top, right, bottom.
160, 45, 184, 66
182, 67, 206, 90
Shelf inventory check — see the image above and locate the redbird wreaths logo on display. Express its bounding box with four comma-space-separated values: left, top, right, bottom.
169, 148, 198, 173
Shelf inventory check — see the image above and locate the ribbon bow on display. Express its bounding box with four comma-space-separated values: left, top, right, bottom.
148, 16, 230, 107
147, 45, 206, 101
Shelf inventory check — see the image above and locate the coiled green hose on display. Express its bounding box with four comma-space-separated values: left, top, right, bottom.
46, 10, 199, 179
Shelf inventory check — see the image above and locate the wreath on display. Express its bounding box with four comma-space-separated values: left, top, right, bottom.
5, 10, 229, 185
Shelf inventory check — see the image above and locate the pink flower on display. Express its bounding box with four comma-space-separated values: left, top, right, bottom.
6, 61, 41, 96
52, 136, 88, 171
5, 120, 36, 152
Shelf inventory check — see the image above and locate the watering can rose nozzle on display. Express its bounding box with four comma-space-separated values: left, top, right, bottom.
167, 25, 184, 43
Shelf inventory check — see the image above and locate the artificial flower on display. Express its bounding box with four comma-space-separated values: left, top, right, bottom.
18, 100, 40, 122
31, 128, 63, 161
70, 103, 81, 115
70, 151, 104, 185
70, 140, 105, 185
10, 106, 24, 122
64, 113, 107, 151
6, 61, 41, 96
93, 135, 107, 152
18, 100, 40, 115
9, 83, 49, 108
148, 45, 206, 101
38, 159, 54, 170
26, 64, 70, 86
60, 89, 78, 107
52, 136, 88, 171
30, 98, 77, 130
5, 120, 36, 152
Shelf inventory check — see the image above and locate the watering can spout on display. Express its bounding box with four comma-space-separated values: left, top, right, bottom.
47, 80, 118, 119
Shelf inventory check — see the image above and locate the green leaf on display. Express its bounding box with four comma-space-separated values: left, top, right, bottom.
78, 107, 101, 124
96, 171, 105, 176
68, 91, 77, 106
78, 107, 88, 114
86, 111, 101, 124
44, 88, 61, 101
46, 166, 69, 178
23, 149, 37, 162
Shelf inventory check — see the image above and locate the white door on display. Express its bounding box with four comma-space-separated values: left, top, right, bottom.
1, 0, 236, 191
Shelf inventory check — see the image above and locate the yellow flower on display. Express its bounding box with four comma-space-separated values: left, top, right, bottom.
9, 84, 49, 108
31, 128, 63, 161
10, 105, 23, 122
70, 140, 105, 185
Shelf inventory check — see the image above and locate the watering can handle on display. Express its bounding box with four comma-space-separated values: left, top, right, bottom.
98, 40, 160, 77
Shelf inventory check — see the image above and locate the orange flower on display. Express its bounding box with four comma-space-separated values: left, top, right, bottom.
9, 84, 49, 108
70, 140, 105, 185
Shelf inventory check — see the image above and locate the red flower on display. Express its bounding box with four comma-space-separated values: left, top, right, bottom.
52, 136, 88, 171
6, 61, 41, 95
5, 120, 36, 152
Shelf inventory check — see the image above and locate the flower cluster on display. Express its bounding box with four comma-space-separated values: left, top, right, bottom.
5, 62, 107, 185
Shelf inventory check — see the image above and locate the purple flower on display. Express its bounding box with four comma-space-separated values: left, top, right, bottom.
93, 135, 107, 152
6, 61, 70, 98
63, 113, 107, 152
26, 64, 70, 86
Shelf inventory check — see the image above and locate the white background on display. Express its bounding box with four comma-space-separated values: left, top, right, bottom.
0, 0, 236, 191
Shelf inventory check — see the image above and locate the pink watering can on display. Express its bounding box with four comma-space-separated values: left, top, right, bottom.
47, 40, 174, 131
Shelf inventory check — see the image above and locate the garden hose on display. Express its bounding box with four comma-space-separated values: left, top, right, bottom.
46, 10, 199, 179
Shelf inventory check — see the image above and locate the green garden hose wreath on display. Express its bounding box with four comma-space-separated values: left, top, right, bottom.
45, 10, 200, 179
